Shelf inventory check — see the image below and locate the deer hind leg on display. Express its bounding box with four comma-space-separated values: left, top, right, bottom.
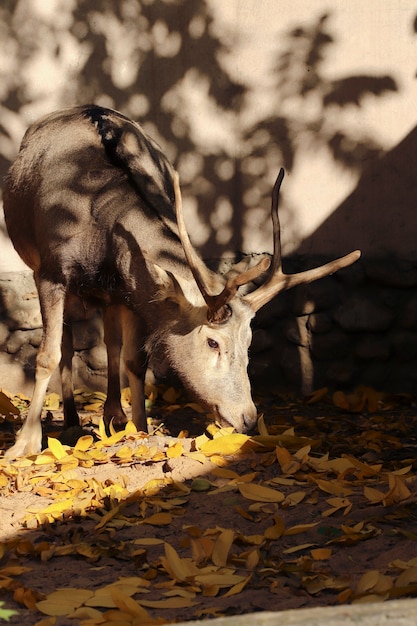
120, 307, 148, 432
103, 305, 128, 430
60, 319, 80, 428
5, 278, 65, 459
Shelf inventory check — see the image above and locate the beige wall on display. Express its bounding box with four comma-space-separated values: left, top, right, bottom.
1, 0, 417, 270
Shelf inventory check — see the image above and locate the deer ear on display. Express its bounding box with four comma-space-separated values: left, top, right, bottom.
151, 264, 189, 305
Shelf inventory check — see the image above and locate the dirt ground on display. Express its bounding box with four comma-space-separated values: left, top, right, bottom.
0, 386, 417, 625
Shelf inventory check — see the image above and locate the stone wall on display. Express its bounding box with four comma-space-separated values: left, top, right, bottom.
1, 257, 417, 400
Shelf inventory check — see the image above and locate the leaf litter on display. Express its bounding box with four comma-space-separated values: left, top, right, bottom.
0, 385, 416, 624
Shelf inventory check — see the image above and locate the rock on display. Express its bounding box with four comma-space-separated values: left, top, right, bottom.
284, 317, 309, 347
325, 358, 356, 386
72, 313, 103, 351
310, 330, 350, 361
334, 260, 365, 286
254, 290, 294, 327
6, 330, 29, 354
251, 329, 274, 354
293, 277, 342, 315
0, 271, 41, 328
79, 344, 107, 372
278, 344, 305, 388
365, 258, 417, 287
0, 271, 41, 330
307, 312, 333, 334
389, 330, 417, 361
354, 335, 391, 360
29, 328, 43, 347
400, 295, 417, 330
0, 322, 9, 346
360, 361, 391, 388
333, 294, 394, 332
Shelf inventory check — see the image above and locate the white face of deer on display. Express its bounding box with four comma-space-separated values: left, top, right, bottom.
159, 289, 257, 433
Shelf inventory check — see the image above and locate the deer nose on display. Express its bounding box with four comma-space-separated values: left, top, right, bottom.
242, 410, 257, 433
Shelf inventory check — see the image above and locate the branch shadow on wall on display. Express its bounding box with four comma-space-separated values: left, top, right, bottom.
0, 2, 406, 395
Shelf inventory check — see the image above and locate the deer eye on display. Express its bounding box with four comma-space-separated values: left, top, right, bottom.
207, 338, 219, 350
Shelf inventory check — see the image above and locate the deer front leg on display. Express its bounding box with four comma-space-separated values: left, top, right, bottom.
121, 307, 148, 432
5, 278, 65, 459
103, 305, 127, 430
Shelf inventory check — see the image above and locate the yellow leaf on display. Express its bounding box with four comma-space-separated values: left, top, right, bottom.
33, 453, 54, 466
46, 438, 68, 460
125, 420, 137, 435
36, 588, 94, 616
115, 445, 134, 460
163, 542, 192, 582
282, 491, 306, 507
306, 387, 328, 404
212, 529, 235, 567
211, 468, 240, 480
98, 417, 107, 441
167, 441, 183, 458
74, 435, 94, 452
199, 433, 252, 456
284, 522, 318, 536
276, 446, 300, 474
133, 538, 164, 546
387, 473, 411, 502
323, 496, 352, 517
315, 478, 353, 497
238, 483, 285, 503
43, 392, 60, 410
105, 431, 128, 446
257, 413, 269, 436
210, 455, 231, 466
0, 390, 20, 416
194, 573, 246, 588
109, 419, 117, 437
33, 617, 57, 626
143, 512, 173, 526
223, 574, 252, 597
95, 504, 123, 530
109, 588, 149, 618
67, 607, 102, 620
341, 455, 381, 477
283, 543, 316, 554
264, 516, 286, 540
311, 548, 332, 560
140, 597, 195, 609
84, 402, 103, 412
121, 387, 131, 406
356, 570, 380, 594
332, 390, 350, 410
392, 465, 412, 476
364, 485, 385, 503
396, 567, 417, 587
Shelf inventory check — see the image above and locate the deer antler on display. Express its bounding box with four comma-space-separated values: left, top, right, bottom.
173, 171, 270, 323
244, 168, 361, 313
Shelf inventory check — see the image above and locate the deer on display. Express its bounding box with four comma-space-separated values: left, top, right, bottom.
2, 104, 360, 459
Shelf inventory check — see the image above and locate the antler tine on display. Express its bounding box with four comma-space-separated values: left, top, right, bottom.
174, 171, 272, 322
244, 168, 361, 313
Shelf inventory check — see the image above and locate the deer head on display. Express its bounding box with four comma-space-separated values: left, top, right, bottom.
154, 169, 360, 432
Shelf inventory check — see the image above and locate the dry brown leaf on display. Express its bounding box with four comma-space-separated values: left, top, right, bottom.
238, 483, 285, 503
